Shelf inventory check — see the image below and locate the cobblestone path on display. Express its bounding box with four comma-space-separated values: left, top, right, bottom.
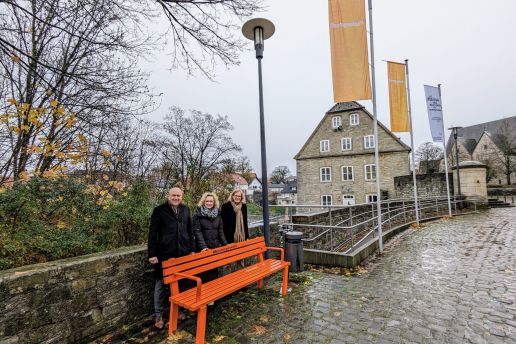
142, 208, 515, 344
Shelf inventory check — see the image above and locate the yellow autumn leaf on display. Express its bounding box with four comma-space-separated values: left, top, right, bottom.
18, 171, 30, 181
7, 98, 18, 106
101, 150, 112, 158
20, 124, 30, 132
20, 103, 30, 111
212, 335, 225, 342
49, 100, 60, 107
102, 174, 109, 181
0, 187, 6, 193
56, 220, 66, 229
99, 190, 108, 196
0, 114, 9, 123
10, 54, 20, 63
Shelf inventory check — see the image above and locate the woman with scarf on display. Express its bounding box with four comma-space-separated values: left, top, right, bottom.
221, 189, 249, 244
193, 192, 228, 283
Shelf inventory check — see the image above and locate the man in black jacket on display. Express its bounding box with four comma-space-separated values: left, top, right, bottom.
148, 187, 194, 329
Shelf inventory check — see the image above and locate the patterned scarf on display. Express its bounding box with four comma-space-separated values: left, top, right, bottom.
200, 206, 219, 219
231, 201, 245, 242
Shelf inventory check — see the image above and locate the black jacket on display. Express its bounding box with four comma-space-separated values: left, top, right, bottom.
220, 202, 249, 244
193, 208, 228, 251
148, 202, 194, 262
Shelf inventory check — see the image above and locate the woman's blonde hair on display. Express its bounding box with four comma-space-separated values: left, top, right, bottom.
198, 192, 220, 208
227, 189, 246, 204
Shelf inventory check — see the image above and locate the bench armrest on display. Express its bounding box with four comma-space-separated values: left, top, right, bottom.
173, 272, 203, 301
266, 246, 285, 261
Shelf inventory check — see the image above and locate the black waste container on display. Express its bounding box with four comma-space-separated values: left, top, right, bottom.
285, 231, 304, 272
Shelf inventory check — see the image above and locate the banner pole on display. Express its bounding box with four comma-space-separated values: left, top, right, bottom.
438, 84, 453, 216
405, 59, 420, 225
367, 0, 383, 253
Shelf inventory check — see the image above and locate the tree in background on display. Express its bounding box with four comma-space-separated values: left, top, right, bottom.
161, 106, 244, 205
488, 120, 516, 185
270, 165, 291, 184
415, 142, 443, 174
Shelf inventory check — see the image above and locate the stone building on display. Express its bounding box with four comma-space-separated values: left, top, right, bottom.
295, 102, 410, 206
445, 116, 516, 185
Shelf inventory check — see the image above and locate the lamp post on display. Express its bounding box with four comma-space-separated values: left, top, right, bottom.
449, 126, 463, 197
242, 18, 275, 252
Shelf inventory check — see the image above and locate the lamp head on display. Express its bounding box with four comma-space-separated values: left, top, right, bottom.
242, 18, 275, 59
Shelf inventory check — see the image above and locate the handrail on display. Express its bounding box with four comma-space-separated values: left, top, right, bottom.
277, 197, 480, 253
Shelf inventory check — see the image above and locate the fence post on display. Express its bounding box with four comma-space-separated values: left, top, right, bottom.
350, 227, 354, 248
387, 202, 391, 229
403, 200, 406, 223
330, 228, 334, 251
329, 206, 332, 226
349, 207, 353, 226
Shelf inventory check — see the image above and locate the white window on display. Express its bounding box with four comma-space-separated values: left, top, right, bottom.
321, 195, 333, 206
342, 195, 355, 206
364, 135, 375, 149
350, 113, 359, 126
320, 167, 332, 182
332, 116, 342, 129
320, 140, 330, 152
341, 166, 354, 181
341, 137, 352, 151
364, 164, 376, 181
366, 194, 378, 203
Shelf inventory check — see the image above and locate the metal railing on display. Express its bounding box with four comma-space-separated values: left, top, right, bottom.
269, 196, 479, 254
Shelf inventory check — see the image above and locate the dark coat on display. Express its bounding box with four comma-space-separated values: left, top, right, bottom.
220, 202, 249, 244
147, 202, 194, 263
193, 208, 228, 251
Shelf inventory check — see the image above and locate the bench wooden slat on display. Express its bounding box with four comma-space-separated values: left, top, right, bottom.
162, 237, 265, 269
171, 260, 286, 308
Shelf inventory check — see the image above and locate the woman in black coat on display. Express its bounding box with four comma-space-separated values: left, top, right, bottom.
193, 192, 227, 284
220, 189, 249, 244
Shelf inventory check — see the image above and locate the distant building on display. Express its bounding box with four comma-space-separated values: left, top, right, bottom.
445, 116, 516, 185
276, 178, 298, 205
295, 102, 410, 206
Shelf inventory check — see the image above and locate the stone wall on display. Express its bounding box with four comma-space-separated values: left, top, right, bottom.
394, 173, 454, 199
0, 246, 153, 344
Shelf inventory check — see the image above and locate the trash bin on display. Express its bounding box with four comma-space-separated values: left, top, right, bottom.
284, 231, 304, 272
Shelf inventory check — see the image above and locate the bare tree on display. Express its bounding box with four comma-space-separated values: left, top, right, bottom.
270, 165, 291, 184
415, 142, 443, 174
0, 0, 155, 181
488, 120, 516, 185
161, 106, 242, 204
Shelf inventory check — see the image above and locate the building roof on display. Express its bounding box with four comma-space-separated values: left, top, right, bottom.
446, 116, 516, 155
327, 101, 364, 114
229, 173, 248, 186
294, 102, 410, 159
281, 180, 297, 194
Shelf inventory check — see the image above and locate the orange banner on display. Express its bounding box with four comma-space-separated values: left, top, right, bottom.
387, 61, 409, 132
329, 0, 371, 103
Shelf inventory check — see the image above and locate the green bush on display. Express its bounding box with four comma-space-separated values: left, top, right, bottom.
0, 177, 155, 270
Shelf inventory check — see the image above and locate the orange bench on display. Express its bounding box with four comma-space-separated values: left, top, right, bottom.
162, 236, 290, 344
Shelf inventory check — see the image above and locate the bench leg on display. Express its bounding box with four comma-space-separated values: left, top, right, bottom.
168, 302, 179, 336
281, 267, 288, 296
257, 279, 264, 289
196, 306, 207, 344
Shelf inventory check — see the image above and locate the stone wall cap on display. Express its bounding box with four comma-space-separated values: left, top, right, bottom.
451, 160, 487, 169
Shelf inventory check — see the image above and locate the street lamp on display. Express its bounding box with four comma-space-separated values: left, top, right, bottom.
449, 126, 463, 197
242, 18, 275, 252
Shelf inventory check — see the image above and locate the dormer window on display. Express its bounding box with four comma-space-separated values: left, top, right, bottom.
332, 116, 342, 129
350, 113, 359, 126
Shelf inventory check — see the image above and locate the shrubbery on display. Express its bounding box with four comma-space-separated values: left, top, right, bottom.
0, 178, 155, 270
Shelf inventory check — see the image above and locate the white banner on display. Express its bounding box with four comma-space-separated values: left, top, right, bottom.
424, 85, 444, 143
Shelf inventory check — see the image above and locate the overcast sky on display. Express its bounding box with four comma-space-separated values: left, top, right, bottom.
142, 0, 516, 176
